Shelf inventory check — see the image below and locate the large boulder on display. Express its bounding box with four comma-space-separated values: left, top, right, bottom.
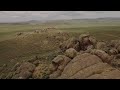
59, 37, 81, 52
87, 69, 120, 79
111, 54, 120, 67
49, 55, 71, 79
79, 33, 90, 43
96, 41, 111, 53
69, 63, 113, 79
89, 36, 97, 46
108, 48, 118, 55
109, 40, 120, 48
82, 37, 90, 45
55, 53, 120, 79
110, 40, 119, 47
96, 42, 106, 50
56, 53, 102, 79
79, 34, 97, 51
65, 48, 78, 59
79, 34, 90, 50
90, 49, 112, 63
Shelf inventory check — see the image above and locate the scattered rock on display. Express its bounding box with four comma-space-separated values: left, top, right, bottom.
65, 48, 77, 59
32, 64, 50, 79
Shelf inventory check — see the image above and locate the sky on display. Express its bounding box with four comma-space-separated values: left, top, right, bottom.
0, 11, 120, 22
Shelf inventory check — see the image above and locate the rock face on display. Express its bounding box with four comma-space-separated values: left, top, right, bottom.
49, 55, 71, 79
57, 53, 102, 79
90, 49, 111, 63
50, 53, 120, 79
49, 33, 120, 79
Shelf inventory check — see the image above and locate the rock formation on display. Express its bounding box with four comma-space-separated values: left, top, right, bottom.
49, 33, 120, 79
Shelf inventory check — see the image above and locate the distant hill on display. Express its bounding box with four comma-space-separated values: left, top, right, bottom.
1, 17, 120, 24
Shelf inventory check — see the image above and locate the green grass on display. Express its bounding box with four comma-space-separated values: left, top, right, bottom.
0, 24, 51, 41
58, 26, 120, 40
0, 21, 120, 41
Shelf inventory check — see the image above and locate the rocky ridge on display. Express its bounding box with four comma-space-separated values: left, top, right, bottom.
49, 33, 120, 79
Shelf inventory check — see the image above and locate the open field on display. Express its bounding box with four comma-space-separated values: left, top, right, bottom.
1, 19, 120, 41
0, 19, 120, 78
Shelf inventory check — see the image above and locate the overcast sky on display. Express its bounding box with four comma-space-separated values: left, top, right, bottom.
0, 11, 120, 22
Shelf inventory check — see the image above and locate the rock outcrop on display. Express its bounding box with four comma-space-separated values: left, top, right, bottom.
49, 33, 120, 79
